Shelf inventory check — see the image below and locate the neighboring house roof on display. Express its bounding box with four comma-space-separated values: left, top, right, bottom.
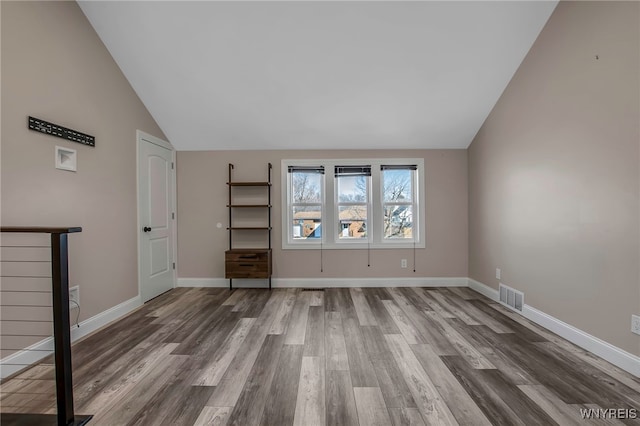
293, 211, 321, 220
293, 206, 367, 221
339, 206, 367, 221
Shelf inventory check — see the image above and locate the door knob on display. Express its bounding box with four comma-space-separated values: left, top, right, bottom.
143, 226, 152, 232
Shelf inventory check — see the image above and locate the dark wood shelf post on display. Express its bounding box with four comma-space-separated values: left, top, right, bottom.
228, 163, 234, 290
268, 163, 272, 290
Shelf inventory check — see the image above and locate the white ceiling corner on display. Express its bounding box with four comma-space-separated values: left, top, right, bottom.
78, 1, 557, 151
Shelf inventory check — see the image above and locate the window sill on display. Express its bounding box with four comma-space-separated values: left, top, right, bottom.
282, 241, 426, 250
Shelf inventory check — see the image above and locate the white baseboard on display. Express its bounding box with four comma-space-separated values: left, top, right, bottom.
177, 278, 228, 288
177, 277, 469, 289
69, 295, 142, 342
0, 338, 55, 379
522, 304, 640, 378
467, 278, 640, 378
468, 278, 499, 301
0, 295, 142, 379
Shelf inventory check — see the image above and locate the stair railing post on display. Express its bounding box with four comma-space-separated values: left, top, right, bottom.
51, 232, 75, 426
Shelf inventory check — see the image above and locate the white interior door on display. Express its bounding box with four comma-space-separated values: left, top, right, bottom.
138, 132, 175, 302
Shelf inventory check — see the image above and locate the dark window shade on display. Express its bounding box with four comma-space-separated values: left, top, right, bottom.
380, 165, 418, 171
334, 165, 372, 177
288, 166, 325, 174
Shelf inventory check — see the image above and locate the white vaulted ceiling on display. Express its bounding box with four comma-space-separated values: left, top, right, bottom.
78, 1, 557, 151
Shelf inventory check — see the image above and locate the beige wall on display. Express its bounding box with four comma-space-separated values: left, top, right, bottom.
177, 150, 468, 279
1, 1, 166, 330
468, 1, 639, 355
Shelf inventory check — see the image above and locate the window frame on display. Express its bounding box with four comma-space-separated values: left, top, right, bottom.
381, 165, 418, 243
285, 163, 325, 246
282, 158, 425, 250
334, 166, 372, 244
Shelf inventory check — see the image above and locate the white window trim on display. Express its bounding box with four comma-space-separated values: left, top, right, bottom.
283, 160, 326, 248
335, 166, 371, 245
282, 158, 425, 250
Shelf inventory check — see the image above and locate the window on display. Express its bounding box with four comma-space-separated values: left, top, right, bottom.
288, 166, 324, 242
335, 166, 370, 240
282, 159, 424, 249
381, 165, 416, 240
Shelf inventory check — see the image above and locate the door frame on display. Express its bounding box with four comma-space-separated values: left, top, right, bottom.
136, 130, 177, 302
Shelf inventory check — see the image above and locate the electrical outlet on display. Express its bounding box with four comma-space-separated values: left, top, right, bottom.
401, 259, 407, 268
632, 315, 640, 335
69, 286, 79, 309
496, 268, 501, 280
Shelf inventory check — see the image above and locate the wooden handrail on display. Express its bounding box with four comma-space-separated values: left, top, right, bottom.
1, 227, 82, 234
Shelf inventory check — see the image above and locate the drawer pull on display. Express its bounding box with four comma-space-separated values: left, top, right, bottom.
239, 263, 254, 267
239, 255, 258, 259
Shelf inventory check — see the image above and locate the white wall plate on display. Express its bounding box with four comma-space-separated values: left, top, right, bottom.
55, 146, 77, 172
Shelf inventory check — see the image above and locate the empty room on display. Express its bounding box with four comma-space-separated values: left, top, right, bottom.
1, 1, 639, 425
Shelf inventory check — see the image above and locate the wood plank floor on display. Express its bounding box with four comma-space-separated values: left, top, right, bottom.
1, 287, 639, 425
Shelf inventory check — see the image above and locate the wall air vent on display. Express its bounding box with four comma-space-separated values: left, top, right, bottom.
499, 283, 524, 312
